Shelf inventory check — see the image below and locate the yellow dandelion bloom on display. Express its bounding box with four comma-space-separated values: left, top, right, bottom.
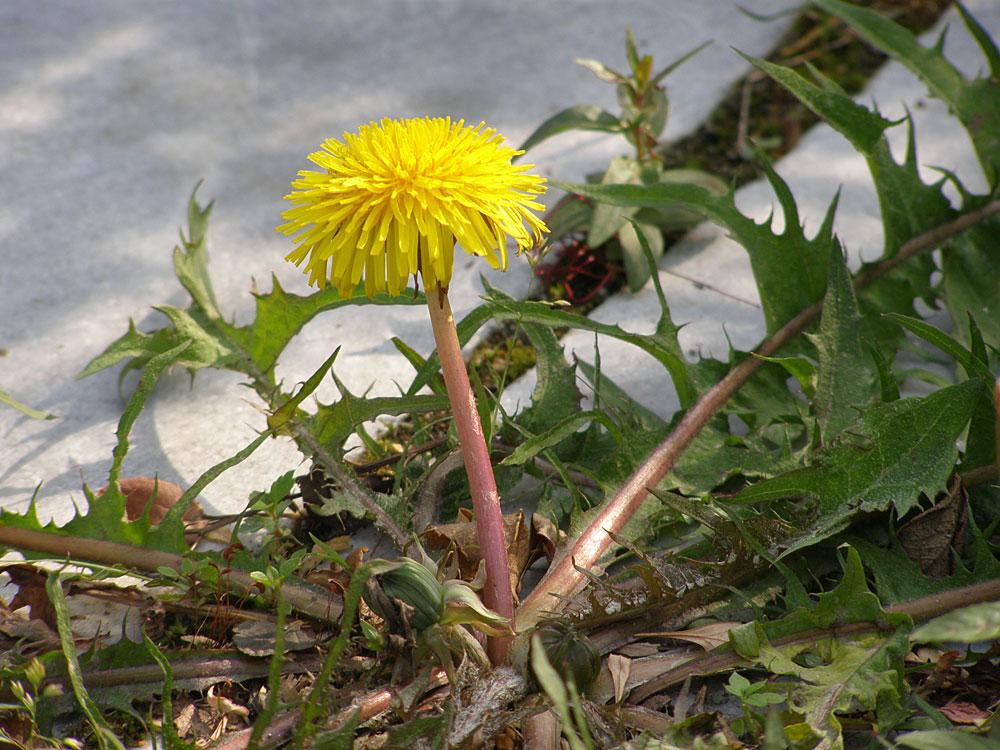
278, 116, 548, 296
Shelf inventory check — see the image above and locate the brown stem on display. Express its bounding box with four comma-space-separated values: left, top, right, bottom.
291, 424, 409, 549
517, 198, 1000, 631
427, 285, 514, 664
628, 577, 1000, 704
0, 526, 342, 625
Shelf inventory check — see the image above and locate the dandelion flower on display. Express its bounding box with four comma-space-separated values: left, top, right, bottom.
278, 116, 547, 296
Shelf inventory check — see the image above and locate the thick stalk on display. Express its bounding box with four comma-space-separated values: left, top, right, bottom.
427, 285, 514, 664
517, 198, 1000, 631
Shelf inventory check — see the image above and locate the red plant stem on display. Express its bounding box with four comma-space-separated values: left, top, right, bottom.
517, 198, 1000, 631
427, 285, 514, 664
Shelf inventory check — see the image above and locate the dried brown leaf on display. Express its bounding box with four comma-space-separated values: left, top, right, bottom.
939, 701, 990, 726
899, 475, 968, 578
608, 653, 632, 703
634, 621, 740, 651
423, 510, 531, 596
6, 565, 56, 629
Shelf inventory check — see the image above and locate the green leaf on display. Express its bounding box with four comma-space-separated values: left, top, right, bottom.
310, 372, 449, 452
753, 355, 817, 398
618, 220, 663, 291
815, 0, 1000, 186
912, 601, 1000, 645
589, 156, 643, 247
896, 730, 1000, 750
735, 381, 979, 557
668, 422, 781, 495
739, 52, 954, 258
811, 248, 878, 444
851, 523, 1000, 607
577, 359, 667, 433
47, 573, 127, 750
573, 57, 628, 84
649, 41, 712, 87
940, 221, 1000, 351
0, 388, 55, 420
479, 282, 696, 408
729, 548, 910, 750
227, 277, 424, 376
1, 343, 223, 555
268, 349, 340, 435
515, 322, 583, 434
502, 410, 622, 466
517, 105, 624, 154
559, 156, 838, 333
885, 313, 992, 382
172, 185, 220, 319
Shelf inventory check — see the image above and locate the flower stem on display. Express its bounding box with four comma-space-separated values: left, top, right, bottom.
426, 285, 514, 664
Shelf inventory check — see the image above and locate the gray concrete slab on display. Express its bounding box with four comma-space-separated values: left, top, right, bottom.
0, 1, 792, 520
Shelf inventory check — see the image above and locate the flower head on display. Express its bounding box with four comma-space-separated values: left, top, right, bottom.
279, 117, 547, 296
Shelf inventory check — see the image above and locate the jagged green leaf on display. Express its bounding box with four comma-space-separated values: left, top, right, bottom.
730, 547, 910, 750
517, 104, 624, 155
226, 277, 423, 376
668, 422, 785, 495
268, 349, 340, 435
848, 522, 1000, 606
2, 344, 193, 554
558, 154, 839, 333
478, 282, 696, 407
810, 248, 878, 444
735, 380, 979, 557
739, 53, 954, 257
502, 410, 622, 466
885, 312, 995, 470
173, 185, 220, 319
310, 372, 449, 451
514, 323, 583, 435
816, 0, 1000, 185
940, 221, 1000, 351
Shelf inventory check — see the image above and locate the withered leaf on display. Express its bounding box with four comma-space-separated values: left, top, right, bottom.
423, 510, 531, 596
899, 475, 968, 578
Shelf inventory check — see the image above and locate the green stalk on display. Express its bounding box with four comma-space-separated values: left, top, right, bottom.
427, 285, 514, 665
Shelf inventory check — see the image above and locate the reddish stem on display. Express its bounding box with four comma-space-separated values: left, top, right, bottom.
517, 198, 1000, 631
427, 285, 514, 664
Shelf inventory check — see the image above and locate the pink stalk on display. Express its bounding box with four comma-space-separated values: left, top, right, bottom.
516, 198, 1000, 632
426, 285, 514, 664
